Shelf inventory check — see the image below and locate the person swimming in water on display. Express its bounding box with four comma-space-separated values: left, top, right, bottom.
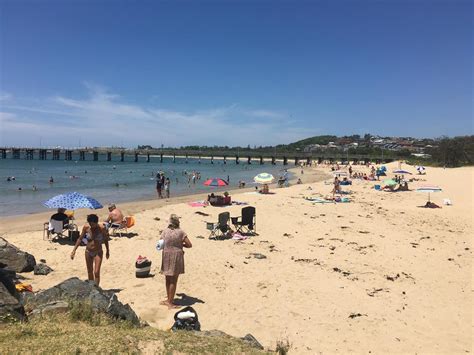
71, 214, 110, 286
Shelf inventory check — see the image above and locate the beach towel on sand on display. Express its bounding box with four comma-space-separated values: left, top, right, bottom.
188, 201, 208, 207
15, 283, 33, 292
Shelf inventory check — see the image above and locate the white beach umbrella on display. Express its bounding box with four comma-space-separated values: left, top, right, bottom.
254, 173, 275, 184
333, 171, 348, 177
416, 185, 442, 202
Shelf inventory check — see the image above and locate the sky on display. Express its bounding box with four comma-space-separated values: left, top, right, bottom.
0, 0, 472, 148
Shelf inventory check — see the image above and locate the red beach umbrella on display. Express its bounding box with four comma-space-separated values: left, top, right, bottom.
203, 178, 228, 187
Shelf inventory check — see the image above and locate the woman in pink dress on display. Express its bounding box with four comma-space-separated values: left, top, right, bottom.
159, 214, 192, 308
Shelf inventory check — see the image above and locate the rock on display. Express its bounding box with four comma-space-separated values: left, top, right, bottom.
34, 263, 53, 275
0, 237, 36, 272
29, 301, 69, 320
250, 253, 267, 259
0, 268, 25, 321
195, 330, 264, 350
24, 277, 140, 325
241, 333, 264, 349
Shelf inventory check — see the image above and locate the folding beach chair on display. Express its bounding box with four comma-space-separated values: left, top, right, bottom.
43, 219, 77, 241
231, 206, 256, 235
110, 216, 135, 237
206, 212, 232, 240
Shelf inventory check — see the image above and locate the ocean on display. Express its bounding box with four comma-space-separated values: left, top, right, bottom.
0, 154, 291, 216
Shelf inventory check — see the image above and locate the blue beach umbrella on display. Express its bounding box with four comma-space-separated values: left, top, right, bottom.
43, 192, 103, 210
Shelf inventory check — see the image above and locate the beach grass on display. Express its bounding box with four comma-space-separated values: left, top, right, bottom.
0, 312, 268, 354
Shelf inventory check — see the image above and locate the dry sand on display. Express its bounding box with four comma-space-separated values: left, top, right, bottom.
1, 162, 472, 353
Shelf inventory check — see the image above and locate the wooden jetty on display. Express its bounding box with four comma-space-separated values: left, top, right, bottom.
0, 147, 394, 165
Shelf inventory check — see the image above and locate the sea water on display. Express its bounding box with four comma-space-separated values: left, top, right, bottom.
0, 155, 291, 216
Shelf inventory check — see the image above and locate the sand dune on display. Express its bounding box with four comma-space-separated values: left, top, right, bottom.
1, 162, 472, 353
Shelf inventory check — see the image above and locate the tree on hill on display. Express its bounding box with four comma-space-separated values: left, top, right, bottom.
426, 136, 474, 167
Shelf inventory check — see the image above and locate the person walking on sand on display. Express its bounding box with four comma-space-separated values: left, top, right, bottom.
159, 214, 192, 308
71, 214, 109, 286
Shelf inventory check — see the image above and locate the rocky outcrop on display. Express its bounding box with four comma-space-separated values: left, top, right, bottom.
0, 237, 36, 272
33, 263, 53, 275
0, 268, 25, 321
24, 277, 140, 325
194, 330, 264, 350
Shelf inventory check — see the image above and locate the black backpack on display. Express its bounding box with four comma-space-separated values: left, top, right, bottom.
171, 306, 201, 331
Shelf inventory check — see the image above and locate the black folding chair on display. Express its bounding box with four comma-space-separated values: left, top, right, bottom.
231, 206, 256, 235
206, 212, 232, 240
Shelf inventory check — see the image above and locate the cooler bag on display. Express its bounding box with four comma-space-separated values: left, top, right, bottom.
135, 255, 152, 278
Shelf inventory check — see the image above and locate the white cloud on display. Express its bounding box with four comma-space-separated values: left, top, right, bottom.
245, 109, 286, 119
1, 84, 311, 147
0, 92, 12, 101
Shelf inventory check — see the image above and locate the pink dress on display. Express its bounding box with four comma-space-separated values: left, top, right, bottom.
160, 227, 186, 276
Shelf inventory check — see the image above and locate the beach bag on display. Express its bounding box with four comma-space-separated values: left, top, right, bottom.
135, 255, 152, 278
171, 306, 201, 331
69, 230, 80, 242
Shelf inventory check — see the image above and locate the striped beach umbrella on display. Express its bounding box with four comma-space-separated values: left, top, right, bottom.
416, 185, 442, 202
203, 178, 228, 187
254, 173, 275, 184
43, 192, 103, 210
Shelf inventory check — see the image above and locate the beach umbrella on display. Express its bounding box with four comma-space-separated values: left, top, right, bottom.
253, 173, 275, 184
382, 179, 398, 187
203, 178, 228, 187
416, 185, 442, 202
43, 192, 103, 210
393, 170, 412, 175
416, 166, 426, 174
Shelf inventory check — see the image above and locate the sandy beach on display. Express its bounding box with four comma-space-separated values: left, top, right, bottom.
0, 162, 472, 353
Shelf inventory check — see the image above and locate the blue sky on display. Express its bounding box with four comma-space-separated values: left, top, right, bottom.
0, 0, 472, 147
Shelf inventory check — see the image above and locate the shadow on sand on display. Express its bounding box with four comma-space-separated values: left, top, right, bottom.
174, 293, 205, 306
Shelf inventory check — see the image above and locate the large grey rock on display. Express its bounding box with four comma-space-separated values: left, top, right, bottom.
0, 237, 36, 272
24, 277, 140, 325
28, 301, 69, 320
34, 263, 53, 275
195, 330, 264, 350
241, 333, 264, 350
0, 268, 25, 321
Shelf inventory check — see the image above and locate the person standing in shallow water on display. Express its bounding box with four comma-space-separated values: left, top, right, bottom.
159, 214, 192, 308
156, 173, 163, 198
71, 214, 109, 286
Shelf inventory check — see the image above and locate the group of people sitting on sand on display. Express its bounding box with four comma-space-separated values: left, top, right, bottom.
351, 172, 376, 180
380, 181, 410, 192
207, 191, 232, 206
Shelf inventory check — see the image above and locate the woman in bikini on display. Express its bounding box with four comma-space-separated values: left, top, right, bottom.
71, 214, 110, 286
